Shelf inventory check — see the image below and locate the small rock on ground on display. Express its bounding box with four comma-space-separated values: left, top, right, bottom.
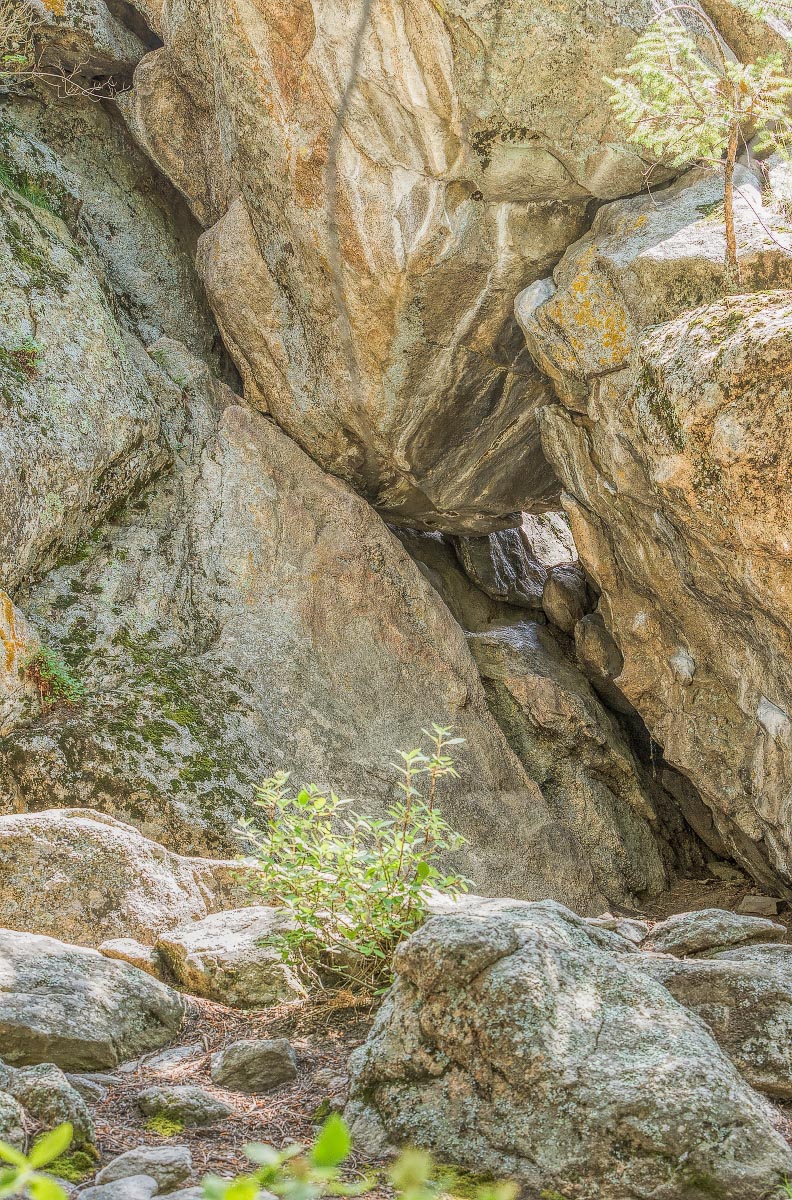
95, 1144, 192, 1191
210, 1038, 297, 1094
78, 1176, 158, 1200
137, 1085, 232, 1127
738, 895, 782, 917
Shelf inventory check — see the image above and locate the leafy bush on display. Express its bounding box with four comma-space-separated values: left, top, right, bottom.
238, 726, 470, 992
202, 1114, 517, 1200
21, 646, 84, 707
0, 1123, 72, 1200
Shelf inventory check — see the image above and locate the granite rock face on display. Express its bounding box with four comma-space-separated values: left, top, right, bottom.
116, 0, 741, 534
519, 165, 792, 891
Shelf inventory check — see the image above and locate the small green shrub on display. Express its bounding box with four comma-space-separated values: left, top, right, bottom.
0, 1122, 73, 1200
144, 1115, 185, 1138
202, 1115, 517, 1200
21, 646, 84, 706
238, 726, 470, 993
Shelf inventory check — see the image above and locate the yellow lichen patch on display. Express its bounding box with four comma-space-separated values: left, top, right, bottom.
545, 248, 632, 375
41, 0, 66, 14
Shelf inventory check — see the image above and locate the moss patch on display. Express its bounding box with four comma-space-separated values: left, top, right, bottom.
144, 1114, 185, 1137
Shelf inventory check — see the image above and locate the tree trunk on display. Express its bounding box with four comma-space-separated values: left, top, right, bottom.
724, 122, 741, 292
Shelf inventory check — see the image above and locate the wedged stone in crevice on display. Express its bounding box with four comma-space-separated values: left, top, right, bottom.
397, 527, 709, 908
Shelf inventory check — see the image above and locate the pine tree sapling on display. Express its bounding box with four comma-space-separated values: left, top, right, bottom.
606, 3, 792, 286
237, 726, 471, 993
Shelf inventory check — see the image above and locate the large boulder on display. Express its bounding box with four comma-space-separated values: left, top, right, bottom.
0, 809, 248, 947
115, 0, 762, 534
346, 900, 792, 1199
156, 907, 306, 1009
639, 956, 792, 1099
519, 164, 792, 892
0, 929, 186, 1069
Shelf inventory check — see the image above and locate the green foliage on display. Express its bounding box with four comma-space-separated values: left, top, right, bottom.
21, 645, 85, 706
238, 726, 470, 993
0, 1123, 73, 1200
202, 1115, 518, 1200
0, 338, 41, 380
606, 12, 792, 167
144, 1115, 185, 1138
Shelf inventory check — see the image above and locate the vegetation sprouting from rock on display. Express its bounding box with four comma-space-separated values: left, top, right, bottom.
606, 1, 792, 285
238, 726, 470, 993
21, 646, 84, 707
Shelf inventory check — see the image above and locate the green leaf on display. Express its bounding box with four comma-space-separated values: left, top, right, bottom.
223, 1180, 260, 1200
28, 1177, 68, 1200
0, 1142, 27, 1168
311, 1115, 351, 1168
28, 1125, 74, 1169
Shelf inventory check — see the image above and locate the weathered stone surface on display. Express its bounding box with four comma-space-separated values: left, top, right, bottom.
98, 940, 165, 978
0, 809, 248, 947
542, 564, 589, 635
0, 171, 175, 593
95, 1145, 192, 1191
467, 622, 704, 908
34, 0, 150, 78
3, 86, 228, 374
137, 1085, 231, 1127
711, 943, 792, 968
3, 1062, 94, 1146
0, 592, 39, 737
117, 0, 753, 534
643, 908, 786, 958
79, 1176, 159, 1200
210, 1039, 297, 1095
156, 907, 305, 1009
0, 929, 185, 1069
0, 1091, 27, 1152
4, 364, 640, 908
519, 165, 792, 891
639, 955, 792, 1099
347, 900, 792, 1198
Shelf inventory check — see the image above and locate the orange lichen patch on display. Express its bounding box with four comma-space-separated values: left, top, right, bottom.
1, 591, 27, 674
41, 0, 66, 15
